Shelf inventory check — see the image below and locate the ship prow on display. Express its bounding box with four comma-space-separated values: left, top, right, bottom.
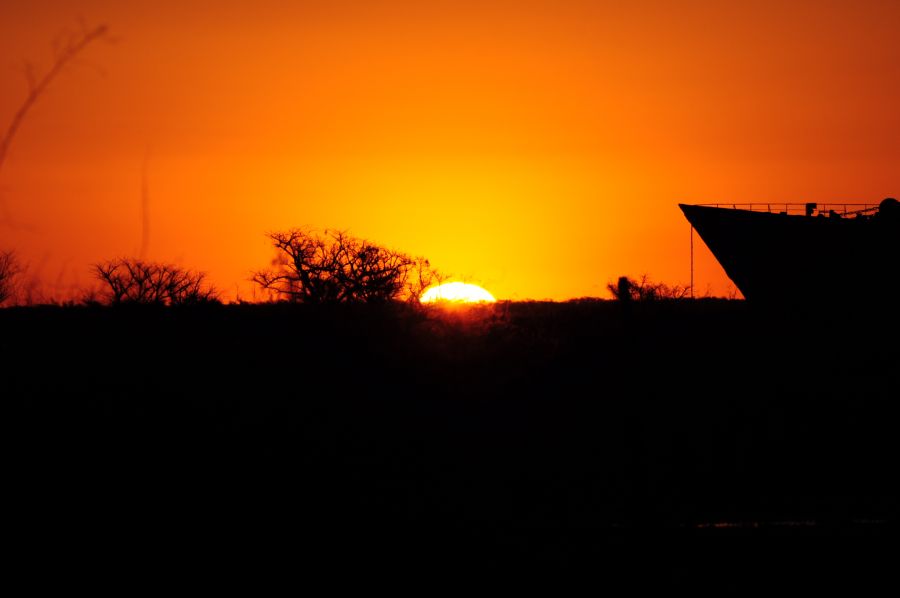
681, 200, 898, 305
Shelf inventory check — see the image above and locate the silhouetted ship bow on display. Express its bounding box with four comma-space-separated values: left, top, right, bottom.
680, 198, 899, 304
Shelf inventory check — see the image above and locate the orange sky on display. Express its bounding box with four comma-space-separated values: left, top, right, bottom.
2, 0, 898, 301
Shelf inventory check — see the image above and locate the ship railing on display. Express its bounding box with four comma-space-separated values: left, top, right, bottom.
697, 203, 880, 217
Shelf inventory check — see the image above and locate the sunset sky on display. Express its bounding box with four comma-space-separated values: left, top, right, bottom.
2, 0, 898, 301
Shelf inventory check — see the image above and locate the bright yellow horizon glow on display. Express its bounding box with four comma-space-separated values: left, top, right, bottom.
420, 282, 497, 304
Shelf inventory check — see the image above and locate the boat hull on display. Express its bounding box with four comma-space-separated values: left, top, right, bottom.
680, 204, 898, 305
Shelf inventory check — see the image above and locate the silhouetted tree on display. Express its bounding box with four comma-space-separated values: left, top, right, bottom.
94, 259, 219, 306
253, 229, 443, 304
0, 250, 23, 305
607, 274, 690, 301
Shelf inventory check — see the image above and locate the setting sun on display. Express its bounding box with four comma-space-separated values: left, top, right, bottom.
420, 282, 496, 304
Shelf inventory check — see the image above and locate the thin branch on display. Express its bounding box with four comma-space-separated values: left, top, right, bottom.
0, 24, 109, 228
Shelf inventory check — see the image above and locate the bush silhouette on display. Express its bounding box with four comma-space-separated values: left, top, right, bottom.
607, 274, 690, 301
0, 250, 22, 305
94, 258, 219, 306
253, 229, 442, 304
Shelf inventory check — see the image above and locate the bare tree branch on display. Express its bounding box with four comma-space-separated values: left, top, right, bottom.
0, 23, 110, 228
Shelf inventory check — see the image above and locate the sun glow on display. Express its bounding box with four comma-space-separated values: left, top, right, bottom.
420, 282, 497, 304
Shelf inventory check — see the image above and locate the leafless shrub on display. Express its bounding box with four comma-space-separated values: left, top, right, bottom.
93, 258, 219, 306
607, 274, 691, 302
253, 229, 444, 304
0, 250, 23, 305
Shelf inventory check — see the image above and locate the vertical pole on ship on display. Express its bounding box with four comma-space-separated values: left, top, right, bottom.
690, 223, 694, 299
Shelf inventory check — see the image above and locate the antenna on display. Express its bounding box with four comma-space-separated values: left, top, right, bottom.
690, 223, 694, 299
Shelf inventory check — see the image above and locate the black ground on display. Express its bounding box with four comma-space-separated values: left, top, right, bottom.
4, 300, 897, 586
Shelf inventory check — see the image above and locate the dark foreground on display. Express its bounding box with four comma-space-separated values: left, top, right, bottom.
4, 300, 897, 586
